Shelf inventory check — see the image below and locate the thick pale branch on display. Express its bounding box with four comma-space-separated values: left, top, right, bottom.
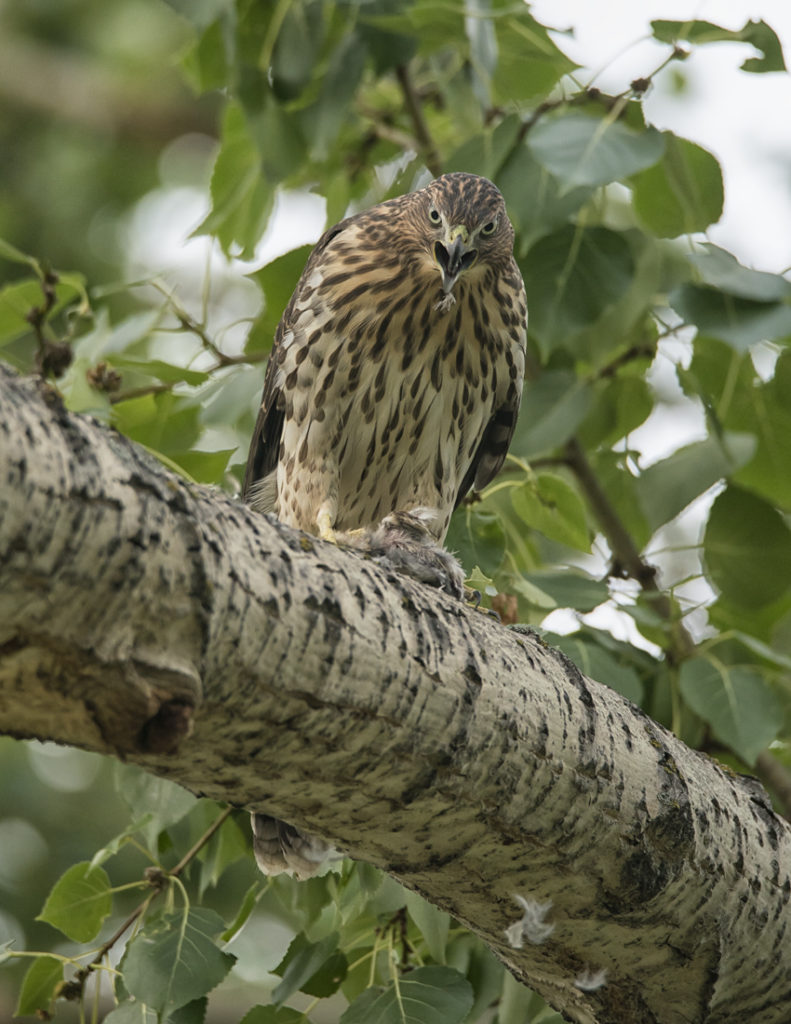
1, 364, 790, 1024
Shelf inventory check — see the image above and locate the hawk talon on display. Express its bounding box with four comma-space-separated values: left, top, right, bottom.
317, 510, 337, 544
463, 587, 502, 621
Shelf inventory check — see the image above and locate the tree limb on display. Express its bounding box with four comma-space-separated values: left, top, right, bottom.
1, 364, 790, 1024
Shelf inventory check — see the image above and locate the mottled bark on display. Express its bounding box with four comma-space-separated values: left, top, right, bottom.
1, 364, 790, 1024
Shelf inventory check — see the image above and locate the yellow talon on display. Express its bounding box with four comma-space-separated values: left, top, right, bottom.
317, 509, 337, 543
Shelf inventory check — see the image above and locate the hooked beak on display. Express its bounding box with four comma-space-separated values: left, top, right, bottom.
433, 228, 478, 294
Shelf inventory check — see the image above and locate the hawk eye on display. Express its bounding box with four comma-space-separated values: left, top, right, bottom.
480, 220, 497, 236
428, 207, 442, 225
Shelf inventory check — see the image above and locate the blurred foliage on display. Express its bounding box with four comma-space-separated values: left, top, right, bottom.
1, 1, 791, 1022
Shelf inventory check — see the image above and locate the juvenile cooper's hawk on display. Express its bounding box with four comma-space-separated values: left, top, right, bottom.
244, 172, 527, 876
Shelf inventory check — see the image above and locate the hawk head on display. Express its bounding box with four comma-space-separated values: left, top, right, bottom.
417, 173, 515, 296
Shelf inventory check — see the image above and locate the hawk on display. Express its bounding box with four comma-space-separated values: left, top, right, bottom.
244, 172, 527, 876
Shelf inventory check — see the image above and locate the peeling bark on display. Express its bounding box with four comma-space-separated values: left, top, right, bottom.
1, 364, 790, 1024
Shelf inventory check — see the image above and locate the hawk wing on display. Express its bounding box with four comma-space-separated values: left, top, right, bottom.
453, 359, 524, 510
241, 220, 350, 509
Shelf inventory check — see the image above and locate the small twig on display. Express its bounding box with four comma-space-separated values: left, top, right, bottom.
27, 269, 74, 378
176, 309, 227, 364
395, 64, 442, 175
78, 894, 155, 982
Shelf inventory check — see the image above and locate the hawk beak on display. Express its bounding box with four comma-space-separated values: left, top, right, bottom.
434, 228, 478, 293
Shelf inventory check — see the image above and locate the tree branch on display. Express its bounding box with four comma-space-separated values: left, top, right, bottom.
2, 363, 790, 1024
563, 437, 695, 664
395, 64, 442, 176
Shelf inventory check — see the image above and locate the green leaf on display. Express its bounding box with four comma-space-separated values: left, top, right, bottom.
687, 244, 791, 302
671, 286, 791, 350
527, 113, 665, 190
337, 861, 386, 925
703, 486, 791, 609
508, 575, 557, 609
358, 2, 417, 72
405, 890, 450, 964
112, 359, 211, 387
491, 5, 577, 102
733, 352, 791, 510
240, 1007, 310, 1024
15, 956, 63, 1017
272, 931, 346, 1004
683, 341, 791, 510
445, 506, 506, 576
114, 763, 199, 850
510, 372, 593, 459
632, 134, 723, 237
301, 31, 367, 160
364, 2, 467, 56
172, 448, 235, 484
123, 907, 235, 1017
511, 474, 590, 551
520, 570, 609, 613
0, 277, 82, 346
651, 18, 786, 73
180, 18, 231, 93
249, 245, 313, 347
253, 97, 308, 182
521, 227, 635, 355
197, 102, 272, 257
37, 862, 112, 942
465, 564, 496, 596
102, 1001, 159, 1024
112, 393, 203, 459
635, 433, 757, 531
457, 940, 504, 1022
588, 449, 651, 551
0, 236, 40, 268
168, 997, 209, 1024
498, 964, 557, 1024
679, 659, 781, 764
160, 0, 229, 31
198, 813, 249, 895
270, 1, 326, 100
339, 966, 473, 1024
446, 116, 521, 184
221, 881, 267, 942
671, 246, 791, 349
547, 634, 644, 703
90, 815, 156, 869
578, 375, 653, 450
498, 142, 594, 252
